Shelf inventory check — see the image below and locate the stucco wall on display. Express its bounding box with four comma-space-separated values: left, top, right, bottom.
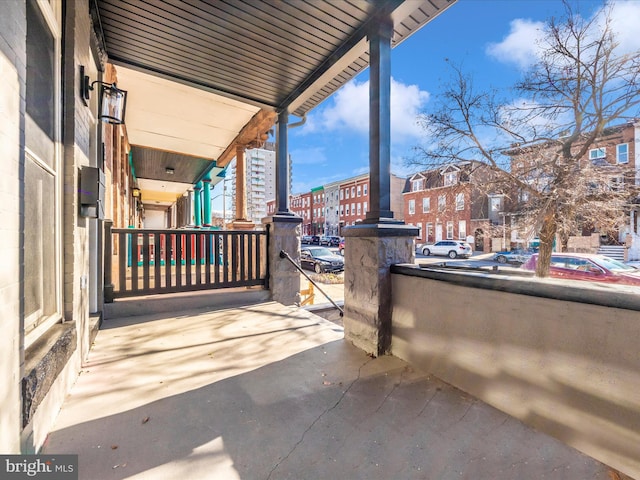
391, 267, 640, 478
0, 0, 26, 454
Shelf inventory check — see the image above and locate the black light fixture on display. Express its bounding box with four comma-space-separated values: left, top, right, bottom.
80, 66, 128, 125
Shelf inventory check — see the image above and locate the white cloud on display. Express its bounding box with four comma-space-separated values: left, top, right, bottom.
301, 78, 430, 144
487, 1, 640, 70
486, 19, 546, 69
599, 1, 640, 54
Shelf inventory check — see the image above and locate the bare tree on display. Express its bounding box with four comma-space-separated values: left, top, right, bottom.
411, 2, 640, 276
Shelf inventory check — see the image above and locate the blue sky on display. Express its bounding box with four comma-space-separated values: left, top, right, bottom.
286, 0, 640, 194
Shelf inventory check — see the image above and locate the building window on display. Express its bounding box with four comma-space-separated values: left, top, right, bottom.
417, 223, 422, 240
456, 193, 464, 210
459, 220, 467, 240
446, 222, 454, 239
617, 144, 629, 164
357, 186, 361, 197
357, 203, 361, 215
24, 0, 63, 346
346, 189, 349, 199
444, 171, 458, 186
426, 222, 433, 242
412, 179, 422, 192
490, 195, 503, 212
438, 195, 446, 212
422, 197, 430, 213
346, 205, 350, 215
340, 189, 344, 200
363, 184, 368, 196
351, 186, 355, 197
408, 199, 415, 215
609, 176, 624, 191
340, 205, 344, 216
351, 203, 355, 216
589, 147, 606, 160
363, 202, 367, 214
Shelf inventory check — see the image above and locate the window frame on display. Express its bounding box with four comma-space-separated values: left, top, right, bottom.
616, 143, 629, 164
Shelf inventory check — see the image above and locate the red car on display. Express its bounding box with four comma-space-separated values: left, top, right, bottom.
521, 253, 640, 286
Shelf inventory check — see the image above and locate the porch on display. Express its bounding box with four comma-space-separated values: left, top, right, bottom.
42, 291, 611, 479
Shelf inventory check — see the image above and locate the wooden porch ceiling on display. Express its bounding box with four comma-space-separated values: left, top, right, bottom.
93, 0, 457, 204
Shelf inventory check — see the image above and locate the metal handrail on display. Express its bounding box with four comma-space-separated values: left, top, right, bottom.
279, 250, 344, 316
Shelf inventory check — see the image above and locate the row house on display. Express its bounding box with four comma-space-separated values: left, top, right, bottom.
311, 186, 325, 235
508, 121, 640, 257
404, 162, 498, 251
267, 173, 406, 236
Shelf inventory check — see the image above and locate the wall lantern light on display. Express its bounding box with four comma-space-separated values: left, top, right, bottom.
132, 187, 141, 198
80, 66, 128, 125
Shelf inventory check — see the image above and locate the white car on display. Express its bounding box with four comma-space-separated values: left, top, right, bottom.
417, 240, 472, 259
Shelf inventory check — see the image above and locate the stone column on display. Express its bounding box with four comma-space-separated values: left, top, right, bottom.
263, 215, 302, 305
343, 12, 418, 356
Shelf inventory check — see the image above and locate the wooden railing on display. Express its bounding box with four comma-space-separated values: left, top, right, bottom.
104, 224, 268, 301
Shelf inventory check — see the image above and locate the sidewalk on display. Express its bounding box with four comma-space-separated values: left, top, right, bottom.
42, 296, 612, 479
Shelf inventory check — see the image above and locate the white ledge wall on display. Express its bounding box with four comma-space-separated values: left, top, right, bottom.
391, 272, 640, 479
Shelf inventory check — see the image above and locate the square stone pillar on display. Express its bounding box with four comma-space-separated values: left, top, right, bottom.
263, 215, 302, 306
343, 224, 418, 356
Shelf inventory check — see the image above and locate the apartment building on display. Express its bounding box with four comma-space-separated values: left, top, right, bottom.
230, 143, 276, 224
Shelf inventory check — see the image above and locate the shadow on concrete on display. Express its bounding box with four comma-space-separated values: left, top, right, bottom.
43, 303, 612, 480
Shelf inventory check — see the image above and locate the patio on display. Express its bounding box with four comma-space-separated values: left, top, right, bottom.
42, 291, 612, 479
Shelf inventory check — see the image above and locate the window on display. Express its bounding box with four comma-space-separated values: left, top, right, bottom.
438, 195, 446, 212
417, 223, 423, 240
346, 189, 349, 199
351, 187, 355, 197
346, 205, 350, 215
444, 171, 458, 186
446, 222, 454, 239
459, 220, 467, 240
617, 144, 629, 164
412, 179, 423, 192
589, 147, 606, 160
408, 199, 415, 215
340, 205, 344, 216
490, 196, 502, 212
357, 203, 361, 215
351, 203, 355, 216
363, 184, 368, 196
422, 197, 430, 213
456, 193, 464, 210
357, 186, 361, 197
609, 176, 624, 191
363, 202, 367, 214
340, 189, 344, 200
24, 0, 62, 346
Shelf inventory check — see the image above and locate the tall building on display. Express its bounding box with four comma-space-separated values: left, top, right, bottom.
230, 142, 277, 224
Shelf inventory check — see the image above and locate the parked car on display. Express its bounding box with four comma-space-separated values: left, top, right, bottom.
417, 240, 472, 259
310, 235, 321, 245
493, 248, 537, 265
300, 246, 345, 274
322, 236, 341, 247
521, 253, 640, 286
301, 235, 313, 245
338, 238, 345, 255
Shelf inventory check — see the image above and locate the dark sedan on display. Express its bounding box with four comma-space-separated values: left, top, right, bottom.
300, 246, 345, 274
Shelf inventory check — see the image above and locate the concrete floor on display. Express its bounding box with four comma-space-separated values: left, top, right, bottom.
43, 290, 613, 480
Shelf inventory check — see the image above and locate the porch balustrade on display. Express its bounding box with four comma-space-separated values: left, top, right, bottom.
104, 226, 267, 301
